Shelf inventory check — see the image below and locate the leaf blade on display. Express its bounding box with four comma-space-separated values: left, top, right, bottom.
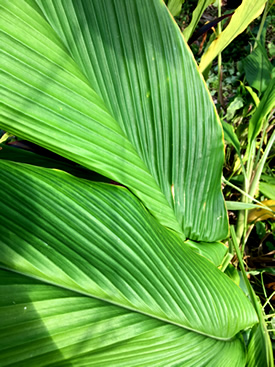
248, 78, 275, 145
0, 270, 248, 367
242, 45, 273, 93
0, 160, 257, 339
0, 0, 228, 241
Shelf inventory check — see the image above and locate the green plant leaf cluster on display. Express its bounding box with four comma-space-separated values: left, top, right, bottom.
0, 0, 267, 365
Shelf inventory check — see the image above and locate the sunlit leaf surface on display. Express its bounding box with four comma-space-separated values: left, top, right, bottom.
0, 161, 257, 366
0, 0, 228, 241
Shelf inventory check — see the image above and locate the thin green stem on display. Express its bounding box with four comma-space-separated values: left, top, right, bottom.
231, 226, 256, 303
262, 291, 275, 311
235, 138, 255, 249
254, 122, 268, 168
261, 272, 274, 312
265, 313, 275, 319
220, 253, 233, 272
222, 177, 270, 207
261, 272, 268, 299
255, 0, 270, 47
267, 0, 275, 13
226, 154, 248, 183
249, 129, 275, 199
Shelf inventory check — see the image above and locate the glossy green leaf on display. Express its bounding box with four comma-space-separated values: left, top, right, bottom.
0, 270, 248, 367
0, 160, 257, 342
183, 0, 215, 42
199, 0, 267, 72
0, 0, 228, 241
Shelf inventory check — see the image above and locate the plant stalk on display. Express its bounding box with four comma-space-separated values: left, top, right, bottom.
254, 121, 268, 168
230, 226, 274, 367
217, 0, 224, 110
249, 129, 275, 199
255, 0, 270, 47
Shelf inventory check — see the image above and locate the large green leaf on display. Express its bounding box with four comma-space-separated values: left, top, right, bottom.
0, 0, 228, 241
0, 160, 257, 343
199, 0, 267, 72
0, 270, 248, 366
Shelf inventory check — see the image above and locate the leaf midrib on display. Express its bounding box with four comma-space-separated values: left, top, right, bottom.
0, 266, 235, 342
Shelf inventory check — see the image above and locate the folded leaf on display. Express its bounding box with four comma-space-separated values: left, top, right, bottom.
0, 270, 248, 367
0, 160, 257, 340
184, 240, 227, 266
0, 0, 228, 241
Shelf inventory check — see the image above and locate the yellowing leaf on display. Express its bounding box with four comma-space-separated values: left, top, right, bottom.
199, 0, 267, 72
248, 200, 275, 223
